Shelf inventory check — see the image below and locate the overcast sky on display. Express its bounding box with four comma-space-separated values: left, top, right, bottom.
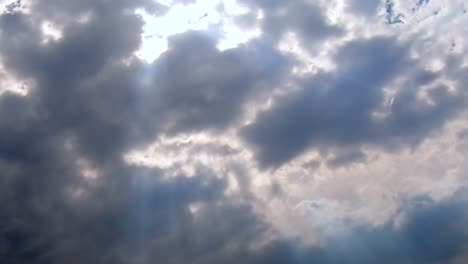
1, 0, 468, 263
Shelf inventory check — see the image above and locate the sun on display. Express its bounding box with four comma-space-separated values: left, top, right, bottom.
135, 0, 261, 63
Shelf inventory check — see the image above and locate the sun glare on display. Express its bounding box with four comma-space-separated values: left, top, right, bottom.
136, 0, 259, 63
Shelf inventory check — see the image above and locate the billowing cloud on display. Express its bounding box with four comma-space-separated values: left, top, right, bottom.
149, 30, 292, 133
1, 0, 468, 263
242, 36, 465, 167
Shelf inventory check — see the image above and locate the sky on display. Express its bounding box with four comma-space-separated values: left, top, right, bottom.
1, 0, 468, 263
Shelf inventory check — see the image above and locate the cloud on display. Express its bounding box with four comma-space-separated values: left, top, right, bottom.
1, 0, 468, 263
237, 0, 343, 49
264, 193, 468, 264
0, 162, 267, 263
0, 1, 284, 262
148, 30, 292, 133
242, 36, 465, 168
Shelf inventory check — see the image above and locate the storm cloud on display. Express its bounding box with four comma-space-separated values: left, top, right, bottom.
242, 36, 465, 167
1, 0, 468, 263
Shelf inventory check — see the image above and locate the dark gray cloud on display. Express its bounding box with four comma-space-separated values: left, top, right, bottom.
0, 9, 153, 164
236, 0, 343, 49
0, 1, 290, 162
0, 0, 286, 262
0, 158, 265, 263
1, 0, 468, 263
149, 30, 292, 133
28, 0, 167, 19
242, 37, 465, 168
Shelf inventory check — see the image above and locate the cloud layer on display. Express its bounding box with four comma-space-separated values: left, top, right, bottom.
1, 0, 468, 263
